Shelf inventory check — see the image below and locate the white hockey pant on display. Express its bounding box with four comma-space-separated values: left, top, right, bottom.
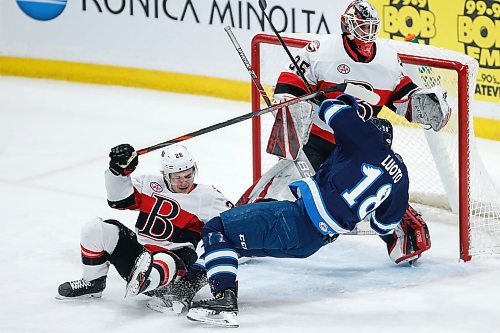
80, 217, 119, 281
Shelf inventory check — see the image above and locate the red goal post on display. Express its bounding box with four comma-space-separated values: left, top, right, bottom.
250, 33, 500, 262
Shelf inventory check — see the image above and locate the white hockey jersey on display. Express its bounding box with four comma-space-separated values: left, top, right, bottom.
275, 33, 417, 143
105, 170, 232, 251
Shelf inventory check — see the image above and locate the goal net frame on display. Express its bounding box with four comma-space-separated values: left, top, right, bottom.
250, 33, 476, 262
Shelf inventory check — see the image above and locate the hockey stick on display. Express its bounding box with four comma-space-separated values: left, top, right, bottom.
136, 83, 376, 155
258, 0, 314, 94
224, 26, 315, 177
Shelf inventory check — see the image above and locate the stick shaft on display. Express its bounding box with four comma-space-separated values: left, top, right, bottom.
136, 86, 340, 155
225, 26, 315, 177
224, 26, 272, 106
259, 1, 313, 94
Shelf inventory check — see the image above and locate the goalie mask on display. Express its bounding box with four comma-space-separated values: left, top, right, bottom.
369, 118, 393, 148
160, 144, 198, 193
341, 1, 380, 57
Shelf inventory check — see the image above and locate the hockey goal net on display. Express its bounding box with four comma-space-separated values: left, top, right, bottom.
250, 33, 500, 262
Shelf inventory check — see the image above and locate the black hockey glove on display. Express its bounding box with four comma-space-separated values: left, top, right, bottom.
109, 144, 138, 176
357, 100, 374, 121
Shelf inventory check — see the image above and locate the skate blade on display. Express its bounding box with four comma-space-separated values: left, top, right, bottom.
124, 252, 152, 298
171, 300, 189, 315
409, 254, 422, 267
187, 308, 239, 328
147, 301, 175, 314
55, 292, 103, 300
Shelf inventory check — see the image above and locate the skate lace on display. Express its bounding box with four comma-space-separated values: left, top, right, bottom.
197, 292, 223, 304
70, 279, 92, 290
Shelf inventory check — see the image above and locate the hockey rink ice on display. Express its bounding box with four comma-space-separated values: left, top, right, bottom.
1, 76, 500, 332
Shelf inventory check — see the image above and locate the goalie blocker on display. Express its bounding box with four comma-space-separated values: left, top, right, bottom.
381, 206, 431, 264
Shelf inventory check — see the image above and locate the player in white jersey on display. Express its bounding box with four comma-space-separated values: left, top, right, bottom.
56, 144, 232, 301
238, 0, 450, 209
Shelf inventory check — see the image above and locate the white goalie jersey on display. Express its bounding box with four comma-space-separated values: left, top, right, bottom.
274, 33, 419, 143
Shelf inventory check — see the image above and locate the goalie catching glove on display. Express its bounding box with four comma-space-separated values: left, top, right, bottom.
109, 144, 138, 176
394, 85, 451, 131
381, 206, 431, 264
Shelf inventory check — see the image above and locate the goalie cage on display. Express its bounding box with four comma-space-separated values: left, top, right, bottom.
250, 33, 500, 262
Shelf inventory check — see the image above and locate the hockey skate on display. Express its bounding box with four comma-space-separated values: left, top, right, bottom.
187, 289, 238, 328
56, 276, 106, 300
124, 251, 153, 298
147, 269, 208, 314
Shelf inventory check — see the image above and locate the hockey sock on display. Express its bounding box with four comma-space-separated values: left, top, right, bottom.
80, 218, 120, 281
147, 252, 177, 292
81, 244, 109, 281
202, 217, 238, 295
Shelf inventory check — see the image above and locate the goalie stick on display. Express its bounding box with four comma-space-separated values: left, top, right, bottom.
136, 83, 378, 155
258, 0, 315, 95
224, 26, 315, 177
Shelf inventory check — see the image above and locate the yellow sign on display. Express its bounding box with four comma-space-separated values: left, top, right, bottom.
371, 0, 499, 103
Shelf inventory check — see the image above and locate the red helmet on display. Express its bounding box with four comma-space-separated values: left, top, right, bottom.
341, 1, 380, 43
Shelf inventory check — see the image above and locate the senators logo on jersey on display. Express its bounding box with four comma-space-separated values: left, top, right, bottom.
306, 40, 320, 52
137, 195, 179, 242
150, 182, 163, 192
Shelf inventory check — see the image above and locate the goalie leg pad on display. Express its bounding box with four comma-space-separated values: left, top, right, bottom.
267, 99, 313, 160
385, 206, 431, 264
236, 160, 300, 205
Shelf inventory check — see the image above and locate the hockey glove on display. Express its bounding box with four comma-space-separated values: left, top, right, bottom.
381, 206, 431, 265
109, 144, 138, 176
393, 85, 451, 131
317, 94, 359, 123
357, 100, 374, 121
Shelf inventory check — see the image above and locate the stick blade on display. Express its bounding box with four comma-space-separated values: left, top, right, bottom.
344, 84, 380, 105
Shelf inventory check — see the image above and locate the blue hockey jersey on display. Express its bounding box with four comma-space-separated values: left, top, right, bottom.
289, 96, 409, 236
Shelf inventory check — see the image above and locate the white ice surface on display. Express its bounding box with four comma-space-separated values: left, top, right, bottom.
1, 77, 499, 333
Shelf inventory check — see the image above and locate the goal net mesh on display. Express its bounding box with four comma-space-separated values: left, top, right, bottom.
252, 34, 500, 259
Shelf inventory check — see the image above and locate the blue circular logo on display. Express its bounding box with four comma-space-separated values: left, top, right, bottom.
17, 0, 67, 21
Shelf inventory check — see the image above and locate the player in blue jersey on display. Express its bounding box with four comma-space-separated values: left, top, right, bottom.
185, 94, 430, 328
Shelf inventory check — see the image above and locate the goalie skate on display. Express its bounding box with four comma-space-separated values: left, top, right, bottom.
124, 251, 152, 298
